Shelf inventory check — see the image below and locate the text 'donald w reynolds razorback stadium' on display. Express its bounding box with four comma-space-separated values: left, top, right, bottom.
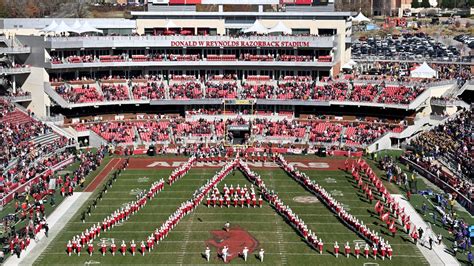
0, 0, 472, 265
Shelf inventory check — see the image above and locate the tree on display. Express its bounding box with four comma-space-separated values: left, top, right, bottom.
25, 0, 40, 17
412, 0, 420, 8
420, 0, 431, 7
440, 0, 455, 8
0, 0, 8, 17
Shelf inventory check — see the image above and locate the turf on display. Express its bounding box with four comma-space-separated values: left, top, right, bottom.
34, 157, 429, 265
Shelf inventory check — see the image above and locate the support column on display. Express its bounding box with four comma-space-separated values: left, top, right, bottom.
12, 75, 16, 94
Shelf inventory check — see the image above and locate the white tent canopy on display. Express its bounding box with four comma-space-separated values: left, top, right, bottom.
71, 20, 82, 30
342, 59, 358, 69
242, 20, 268, 34
41, 20, 58, 32
76, 21, 103, 34
53, 21, 78, 33
164, 20, 178, 29
268, 21, 292, 34
352, 12, 370, 23
411, 62, 438, 78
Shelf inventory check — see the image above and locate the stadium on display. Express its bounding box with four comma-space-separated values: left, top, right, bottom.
0, 0, 472, 265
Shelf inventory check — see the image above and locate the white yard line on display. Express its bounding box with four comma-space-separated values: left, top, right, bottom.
176, 211, 196, 265
4, 192, 92, 266
393, 194, 460, 266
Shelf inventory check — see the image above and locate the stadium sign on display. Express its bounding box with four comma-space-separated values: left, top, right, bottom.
171, 40, 310, 48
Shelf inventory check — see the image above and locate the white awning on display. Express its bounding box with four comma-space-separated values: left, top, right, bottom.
411, 62, 438, 79
268, 21, 292, 34
53, 21, 78, 33
76, 21, 103, 34
164, 20, 178, 29
71, 20, 82, 30
242, 20, 268, 34
352, 12, 370, 23
41, 20, 58, 32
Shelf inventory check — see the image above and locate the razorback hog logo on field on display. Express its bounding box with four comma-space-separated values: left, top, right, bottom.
146, 161, 330, 169
205, 226, 259, 262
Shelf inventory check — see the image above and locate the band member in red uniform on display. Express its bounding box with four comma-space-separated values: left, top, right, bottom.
131, 240, 136, 256
354, 243, 360, 259
88, 242, 94, 256
141, 241, 146, 256
318, 239, 324, 254
76, 242, 82, 256
372, 244, 378, 259
364, 244, 370, 259
387, 244, 393, 260
380, 245, 386, 260
111, 240, 117, 256
344, 242, 350, 258
121, 240, 127, 256
67, 240, 72, 256
334, 242, 339, 258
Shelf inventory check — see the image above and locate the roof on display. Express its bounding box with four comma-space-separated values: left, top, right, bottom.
0, 18, 136, 30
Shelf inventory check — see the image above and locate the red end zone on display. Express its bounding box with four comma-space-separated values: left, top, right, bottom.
127, 157, 346, 170
205, 226, 259, 262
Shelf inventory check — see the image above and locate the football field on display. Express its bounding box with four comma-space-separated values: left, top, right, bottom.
34, 156, 428, 265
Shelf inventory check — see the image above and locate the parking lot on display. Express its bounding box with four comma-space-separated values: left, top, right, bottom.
352, 32, 469, 62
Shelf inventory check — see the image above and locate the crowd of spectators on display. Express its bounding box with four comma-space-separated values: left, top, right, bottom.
409, 109, 473, 188
205, 81, 237, 99
0, 99, 62, 168
101, 84, 130, 101
169, 81, 202, 99
54, 84, 103, 104
50, 75, 433, 105
50, 53, 329, 64
131, 79, 166, 100
1, 146, 108, 259
71, 114, 405, 148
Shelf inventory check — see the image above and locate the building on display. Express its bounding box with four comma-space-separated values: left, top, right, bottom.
0, 1, 352, 117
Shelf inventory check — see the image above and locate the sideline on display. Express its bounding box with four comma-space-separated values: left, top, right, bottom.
4, 192, 92, 266
393, 194, 460, 266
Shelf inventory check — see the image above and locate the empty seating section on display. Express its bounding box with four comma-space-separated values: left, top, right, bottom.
377, 85, 424, 104
306, 121, 343, 143
207, 55, 237, 61
99, 55, 125, 62
71, 116, 406, 148
349, 84, 379, 102
317, 55, 332, 62
169, 54, 201, 61
136, 121, 170, 142
253, 119, 306, 138
89, 122, 135, 143
344, 122, 404, 146
54, 83, 103, 103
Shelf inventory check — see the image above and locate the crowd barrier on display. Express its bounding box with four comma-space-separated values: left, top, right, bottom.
399, 156, 473, 215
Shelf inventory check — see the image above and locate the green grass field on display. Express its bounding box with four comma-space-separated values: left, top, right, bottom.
34, 156, 429, 265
